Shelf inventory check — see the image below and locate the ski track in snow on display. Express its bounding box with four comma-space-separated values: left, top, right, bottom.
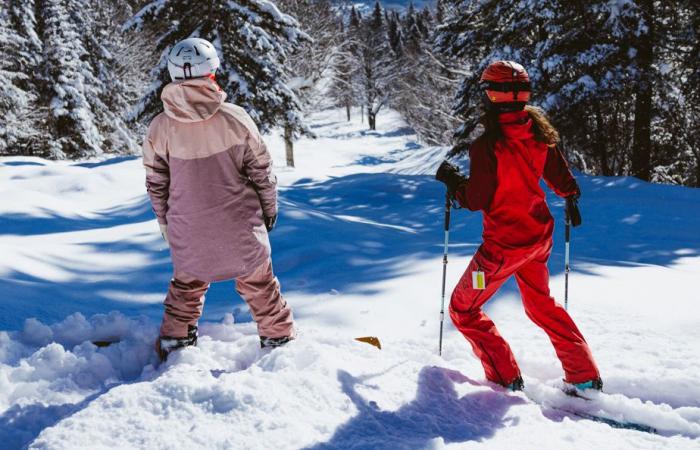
1, 109, 699, 449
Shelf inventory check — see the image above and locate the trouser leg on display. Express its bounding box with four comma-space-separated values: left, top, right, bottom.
160, 275, 210, 338
235, 259, 295, 339
449, 245, 520, 385
515, 243, 600, 383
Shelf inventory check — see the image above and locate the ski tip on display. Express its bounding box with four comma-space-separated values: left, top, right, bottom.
355, 336, 382, 350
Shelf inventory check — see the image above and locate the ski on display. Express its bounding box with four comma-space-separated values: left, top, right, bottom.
555, 387, 659, 433
553, 407, 658, 434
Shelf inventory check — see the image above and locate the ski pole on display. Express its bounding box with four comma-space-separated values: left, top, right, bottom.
564, 203, 571, 311
564, 196, 582, 311
439, 191, 451, 356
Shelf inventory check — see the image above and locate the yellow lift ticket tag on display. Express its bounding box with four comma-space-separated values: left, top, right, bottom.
472, 271, 486, 290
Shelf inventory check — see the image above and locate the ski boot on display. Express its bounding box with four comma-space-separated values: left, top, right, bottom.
505, 375, 525, 392
156, 325, 198, 362
565, 377, 603, 396
260, 335, 293, 349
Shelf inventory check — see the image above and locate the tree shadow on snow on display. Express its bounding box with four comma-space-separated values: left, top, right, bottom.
274, 172, 700, 299
2, 163, 698, 329
305, 366, 524, 450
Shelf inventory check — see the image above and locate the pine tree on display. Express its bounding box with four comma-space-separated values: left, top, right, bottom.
0, 0, 43, 155
39, 0, 139, 158
435, 0, 447, 23
387, 12, 404, 57
125, 0, 308, 141
355, 1, 395, 130
350, 5, 361, 29
389, 1, 461, 145
436, 0, 695, 185
1, 0, 141, 159
436, 0, 559, 144
672, 1, 700, 187
329, 19, 358, 121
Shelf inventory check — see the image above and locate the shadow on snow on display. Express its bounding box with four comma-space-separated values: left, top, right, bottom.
305, 366, 525, 449
1, 165, 699, 330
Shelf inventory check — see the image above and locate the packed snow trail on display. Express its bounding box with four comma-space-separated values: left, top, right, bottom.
1, 109, 699, 449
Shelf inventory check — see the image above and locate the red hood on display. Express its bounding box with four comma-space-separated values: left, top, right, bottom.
499, 110, 534, 140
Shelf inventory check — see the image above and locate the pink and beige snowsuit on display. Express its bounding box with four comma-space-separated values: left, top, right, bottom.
143, 77, 294, 340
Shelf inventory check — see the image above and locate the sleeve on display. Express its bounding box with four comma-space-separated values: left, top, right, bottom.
455, 140, 497, 212
243, 125, 278, 218
142, 123, 170, 225
543, 145, 579, 198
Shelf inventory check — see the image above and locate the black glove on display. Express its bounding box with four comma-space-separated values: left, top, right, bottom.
264, 214, 277, 232
569, 186, 581, 200
435, 160, 467, 196
565, 196, 582, 227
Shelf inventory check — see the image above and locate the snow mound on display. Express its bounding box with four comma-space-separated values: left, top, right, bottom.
0, 313, 697, 449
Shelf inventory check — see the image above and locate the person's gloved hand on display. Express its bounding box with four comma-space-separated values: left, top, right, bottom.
264, 214, 277, 232
565, 190, 582, 227
159, 223, 169, 247
568, 185, 581, 200
435, 160, 467, 196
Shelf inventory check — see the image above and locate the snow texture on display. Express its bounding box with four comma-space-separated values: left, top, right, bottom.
1, 109, 699, 449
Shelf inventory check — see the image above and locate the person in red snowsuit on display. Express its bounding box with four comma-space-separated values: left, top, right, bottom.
436, 61, 601, 391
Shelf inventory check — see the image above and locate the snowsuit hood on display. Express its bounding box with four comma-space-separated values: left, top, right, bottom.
161, 77, 227, 123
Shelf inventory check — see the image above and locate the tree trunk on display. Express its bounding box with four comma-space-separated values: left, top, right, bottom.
631, 0, 653, 181
284, 124, 294, 168
368, 109, 376, 131
361, 104, 364, 124
345, 101, 351, 121
595, 105, 611, 176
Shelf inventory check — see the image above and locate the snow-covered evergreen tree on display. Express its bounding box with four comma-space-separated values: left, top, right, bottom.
1, 0, 141, 159
329, 19, 358, 122
42, 0, 107, 157
125, 0, 308, 141
387, 11, 404, 57
685, 4, 700, 186
0, 0, 43, 155
436, 0, 697, 185
276, 0, 354, 165
436, 0, 558, 143
389, 1, 461, 144
354, 1, 395, 130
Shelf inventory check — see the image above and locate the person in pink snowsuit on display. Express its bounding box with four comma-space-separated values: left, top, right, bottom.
142, 38, 295, 359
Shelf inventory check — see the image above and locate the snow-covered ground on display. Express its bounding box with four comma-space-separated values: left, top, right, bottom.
1, 109, 699, 449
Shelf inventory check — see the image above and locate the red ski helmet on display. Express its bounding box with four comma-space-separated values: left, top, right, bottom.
480, 61, 531, 105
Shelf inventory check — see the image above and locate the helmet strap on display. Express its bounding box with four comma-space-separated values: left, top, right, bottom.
183, 63, 193, 79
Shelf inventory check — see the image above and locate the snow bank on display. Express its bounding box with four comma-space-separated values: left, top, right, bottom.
4, 312, 699, 450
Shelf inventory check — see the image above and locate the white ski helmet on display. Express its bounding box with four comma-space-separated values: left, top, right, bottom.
167, 38, 220, 81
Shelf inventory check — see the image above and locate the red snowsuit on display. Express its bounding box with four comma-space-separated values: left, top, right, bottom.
450, 110, 599, 386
